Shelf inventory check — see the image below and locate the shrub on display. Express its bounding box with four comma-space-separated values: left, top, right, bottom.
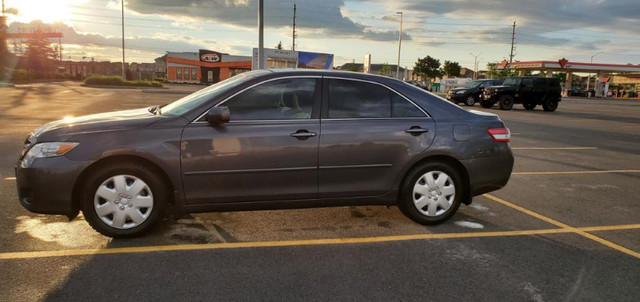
84, 75, 163, 87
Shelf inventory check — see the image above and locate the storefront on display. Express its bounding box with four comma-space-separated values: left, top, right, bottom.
156, 50, 251, 84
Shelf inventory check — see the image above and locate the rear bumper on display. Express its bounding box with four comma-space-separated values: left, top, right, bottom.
462, 145, 514, 196
16, 156, 90, 216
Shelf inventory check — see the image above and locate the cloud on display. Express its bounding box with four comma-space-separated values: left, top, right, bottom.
124, 0, 411, 42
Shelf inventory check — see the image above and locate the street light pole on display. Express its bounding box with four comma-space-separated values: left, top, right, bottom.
470, 52, 482, 80
121, 0, 126, 80
258, 0, 264, 69
586, 52, 603, 95
396, 12, 403, 80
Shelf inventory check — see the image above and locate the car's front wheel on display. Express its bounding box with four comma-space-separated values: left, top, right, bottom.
82, 161, 169, 238
398, 162, 462, 225
464, 96, 476, 106
498, 95, 514, 110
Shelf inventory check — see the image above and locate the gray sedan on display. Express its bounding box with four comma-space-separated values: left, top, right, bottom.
16, 69, 513, 237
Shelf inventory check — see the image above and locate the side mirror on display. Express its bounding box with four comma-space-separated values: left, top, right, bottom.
206, 106, 230, 125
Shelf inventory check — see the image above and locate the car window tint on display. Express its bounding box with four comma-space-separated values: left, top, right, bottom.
225, 78, 315, 120
328, 79, 391, 118
534, 78, 546, 88
522, 79, 534, 88
392, 93, 426, 117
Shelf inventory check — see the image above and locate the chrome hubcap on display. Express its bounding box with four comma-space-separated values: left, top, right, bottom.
412, 171, 455, 216
94, 175, 154, 229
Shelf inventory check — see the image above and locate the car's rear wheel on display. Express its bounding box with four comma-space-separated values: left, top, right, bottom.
523, 102, 536, 110
82, 162, 168, 238
542, 98, 559, 112
398, 162, 462, 225
480, 100, 493, 108
464, 96, 476, 106
498, 95, 514, 110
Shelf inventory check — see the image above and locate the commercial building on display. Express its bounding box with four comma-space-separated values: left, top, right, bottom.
252, 48, 334, 70
155, 50, 252, 84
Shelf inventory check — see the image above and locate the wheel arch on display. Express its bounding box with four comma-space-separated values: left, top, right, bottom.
397, 154, 472, 205
71, 155, 176, 211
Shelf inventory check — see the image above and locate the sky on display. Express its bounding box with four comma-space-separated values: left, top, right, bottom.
4, 0, 640, 70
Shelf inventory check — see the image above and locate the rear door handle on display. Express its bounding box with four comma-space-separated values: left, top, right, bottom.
405, 127, 429, 135
291, 130, 317, 139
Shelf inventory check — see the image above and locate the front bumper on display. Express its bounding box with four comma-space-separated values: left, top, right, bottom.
16, 156, 90, 216
482, 93, 497, 101
446, 93, 467, 102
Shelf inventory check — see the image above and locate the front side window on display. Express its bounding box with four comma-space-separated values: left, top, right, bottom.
328, 79, 391, 118
522, 79, 534, 88
224, 78, 316, 120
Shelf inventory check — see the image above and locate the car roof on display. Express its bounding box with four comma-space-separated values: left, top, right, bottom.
253, 68, 405, 83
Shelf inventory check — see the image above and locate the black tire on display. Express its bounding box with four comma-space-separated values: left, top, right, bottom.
81, 161, 169, 238
398, 162, 463, 225
480, 100, 493, 108
542, 98, 559, 112
523, 102, 536, 110
464, 96, 476, 106
498, 95, 514, 110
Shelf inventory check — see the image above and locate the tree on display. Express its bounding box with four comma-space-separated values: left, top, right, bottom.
413, 55, 441, 83
275, 41, 283, 50
379, 63, 391, 76
486, 63, 519, 79
24, 34, 57, 78
441, 60, 461, 78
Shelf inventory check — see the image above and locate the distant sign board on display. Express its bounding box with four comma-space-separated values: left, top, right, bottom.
252, 48, 334, 70
199, 49, 222, 63
297, 51, 333, 69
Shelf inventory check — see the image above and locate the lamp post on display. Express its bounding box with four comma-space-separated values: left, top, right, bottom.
586, 52, 603, 96
396, 12, 403, 80
470, 52, 482, 80
121, 0, 126, 80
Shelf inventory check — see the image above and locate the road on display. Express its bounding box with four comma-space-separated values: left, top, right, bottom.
0, 81, 639, 302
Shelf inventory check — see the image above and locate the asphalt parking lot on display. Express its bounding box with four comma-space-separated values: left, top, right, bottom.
1, 81, 639, 302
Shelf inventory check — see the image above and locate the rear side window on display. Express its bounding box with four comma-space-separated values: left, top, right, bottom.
392, 93, 426, 117
328, 79, 391, 118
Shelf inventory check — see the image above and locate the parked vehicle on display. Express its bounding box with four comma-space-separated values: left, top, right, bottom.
481, 77, 562, 111
16, 69, 514, 237
446, 79, 503, 106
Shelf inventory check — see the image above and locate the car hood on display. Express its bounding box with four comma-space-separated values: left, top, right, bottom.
487, 85, 516, 90
449, 87, 468, 93
33, 108, 161, 139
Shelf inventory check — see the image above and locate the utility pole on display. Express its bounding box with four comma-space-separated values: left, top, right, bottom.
121, 0, 126, 79
292, 3, 297, 51
258, 0, 264, 69
508, 20, 516, 63
396, 12, 403, 80
470, 52, 482, 80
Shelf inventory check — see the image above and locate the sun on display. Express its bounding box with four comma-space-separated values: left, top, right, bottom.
6, 0, 89, 24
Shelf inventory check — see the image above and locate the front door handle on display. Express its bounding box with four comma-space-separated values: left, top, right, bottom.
291, 130, 317, 140
405, 127, 429, 135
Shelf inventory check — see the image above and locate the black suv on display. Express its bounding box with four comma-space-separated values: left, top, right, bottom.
481, 77, 561, 111
446, 79, 503, 106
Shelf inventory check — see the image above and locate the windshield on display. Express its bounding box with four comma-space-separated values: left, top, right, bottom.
161, 73, 254, 116
503, 77, 521, 86
463, 80, 483, 88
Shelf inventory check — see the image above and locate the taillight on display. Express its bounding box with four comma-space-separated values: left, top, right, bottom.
488, 127, 510, 142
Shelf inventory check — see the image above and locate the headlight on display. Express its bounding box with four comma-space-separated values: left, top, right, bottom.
21, 142, 79, 168
456, 90, 466, 94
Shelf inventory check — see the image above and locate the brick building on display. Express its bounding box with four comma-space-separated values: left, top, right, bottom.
154, 50, 251, 84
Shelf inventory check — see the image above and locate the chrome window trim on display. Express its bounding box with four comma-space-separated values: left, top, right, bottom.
192, 75, 322, 124
323, 76, 431, 118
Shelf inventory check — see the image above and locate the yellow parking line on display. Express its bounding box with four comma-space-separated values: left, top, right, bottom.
2, 224, 640, 260
483, 194, 640, 259
511, 147, 598, 150
512, 170, 640, 176
4, 177, 16, 181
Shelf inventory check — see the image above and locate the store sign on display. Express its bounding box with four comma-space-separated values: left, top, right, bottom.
199, 50, 222, 63
559, 58, 568, 68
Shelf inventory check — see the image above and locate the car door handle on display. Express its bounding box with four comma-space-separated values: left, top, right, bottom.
405, 127, 429, 135
290, 130, 317, 139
